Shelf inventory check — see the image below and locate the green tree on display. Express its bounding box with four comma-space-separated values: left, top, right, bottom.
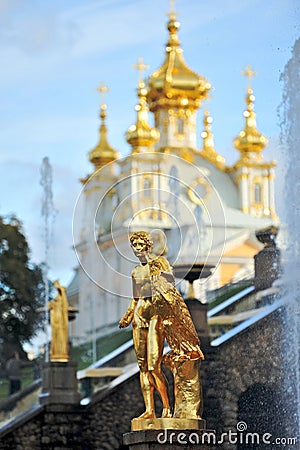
0, 215, 44, 363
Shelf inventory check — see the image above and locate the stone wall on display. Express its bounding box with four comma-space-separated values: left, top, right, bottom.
0, 307, 296, 450
83, 371, 143, 449
0, 368, 144, 450
0, 405, 85, 450
200, 308, 293, 449
0, 406, 43, 450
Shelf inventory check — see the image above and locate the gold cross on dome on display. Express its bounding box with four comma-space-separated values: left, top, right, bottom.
169, 0, 175, 14
167, 0, 177, 18
96, 81, 110, 106
241, 64, 257, 87
133, 57, 149, 82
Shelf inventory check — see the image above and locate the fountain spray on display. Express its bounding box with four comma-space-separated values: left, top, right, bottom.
40, 157, 56, 362
279, 38, 300, 438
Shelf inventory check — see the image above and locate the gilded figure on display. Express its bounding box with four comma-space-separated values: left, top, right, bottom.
48, 280, 69, 362
119, 231, 204, 422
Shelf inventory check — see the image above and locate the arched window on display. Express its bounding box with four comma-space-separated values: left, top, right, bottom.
177, 117, 184, 134
254, 182, 262, 203
168, 165, 180, 196
143, 177, 151, 197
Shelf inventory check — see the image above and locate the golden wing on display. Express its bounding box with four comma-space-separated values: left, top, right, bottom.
153, 284, 204, 361
149, 257, 204, 361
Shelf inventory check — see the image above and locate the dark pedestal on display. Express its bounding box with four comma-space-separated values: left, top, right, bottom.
254, 246, 280, 291
123, 429, 216, 449
185, 299, 210, 348
39, 361, 81, 405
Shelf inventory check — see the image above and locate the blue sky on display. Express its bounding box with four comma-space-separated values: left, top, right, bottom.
0, 0, 299, 285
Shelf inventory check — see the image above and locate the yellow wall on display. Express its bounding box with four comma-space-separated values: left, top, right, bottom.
219, 263, 241, 285
219, 241, 260, 285
224, 242, 259, 258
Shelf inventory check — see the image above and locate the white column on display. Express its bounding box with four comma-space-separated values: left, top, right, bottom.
263, 171, 270, 216
239, 169, 249, 213
268, 169, 276, 218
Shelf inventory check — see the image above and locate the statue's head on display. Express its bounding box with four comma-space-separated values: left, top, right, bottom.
129, 231, 153, 257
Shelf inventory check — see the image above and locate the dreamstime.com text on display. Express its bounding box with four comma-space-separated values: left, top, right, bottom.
157, 422, 298, 446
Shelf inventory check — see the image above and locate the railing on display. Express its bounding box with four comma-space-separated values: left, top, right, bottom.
210, 295, 288, 347
206, 277, 253, 303
207, 286, 255, 318
207, 279, 284, 342
77, 339, 135, 399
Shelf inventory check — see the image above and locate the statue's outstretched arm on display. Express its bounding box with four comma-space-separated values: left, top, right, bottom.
119, 279, 139, 328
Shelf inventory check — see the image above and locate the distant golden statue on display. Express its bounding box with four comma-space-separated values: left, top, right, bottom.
120, 231, 204, 429
48, 280, 69, 362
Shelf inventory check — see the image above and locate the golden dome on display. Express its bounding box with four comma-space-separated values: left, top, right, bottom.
233, 87, 268, 154
126, 80, 160, 151
147, 14, 211, 112
200, 111, 225, 169
89, 104, 119, 169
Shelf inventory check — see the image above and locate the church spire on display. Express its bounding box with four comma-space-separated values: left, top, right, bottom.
146, 5, 211, 153
126, 58, 160, 152
200, 111, 225, 169
88, 82, 119, 170
233, 66, 268, 163
229, 66, 277, 219
147, 5, 211, 113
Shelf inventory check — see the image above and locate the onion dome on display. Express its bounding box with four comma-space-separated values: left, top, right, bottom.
89, 103, 119, 169
233, 87, 268, 156
200, 111, 225, 169
147, 13, 211, 112
126, 80, 160, 152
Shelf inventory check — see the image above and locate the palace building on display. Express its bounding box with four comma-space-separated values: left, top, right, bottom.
69, 7, 278, 344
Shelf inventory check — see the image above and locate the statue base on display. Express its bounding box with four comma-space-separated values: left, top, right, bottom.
131, 417, 206, 431
39, 361, 80, 405
123, 428, 216, 449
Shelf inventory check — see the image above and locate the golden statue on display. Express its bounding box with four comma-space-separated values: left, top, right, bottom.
48, 280, 69, 362
119, 231, 204, 430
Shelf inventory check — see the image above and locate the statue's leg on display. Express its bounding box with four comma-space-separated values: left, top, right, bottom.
173, 358, 202, 419
148, 316, 171, 418
138, 371, 155, 419
133, 325, 156, 419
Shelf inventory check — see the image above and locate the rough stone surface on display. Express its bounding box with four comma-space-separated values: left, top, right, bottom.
0, 308, 295, 450
123, 429, 216, 449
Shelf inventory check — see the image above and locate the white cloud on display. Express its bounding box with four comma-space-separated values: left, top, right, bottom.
61, 1, 162, 58
0, 0, 298, 286
0, 0, 22, 16
0, 0, 78, 54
